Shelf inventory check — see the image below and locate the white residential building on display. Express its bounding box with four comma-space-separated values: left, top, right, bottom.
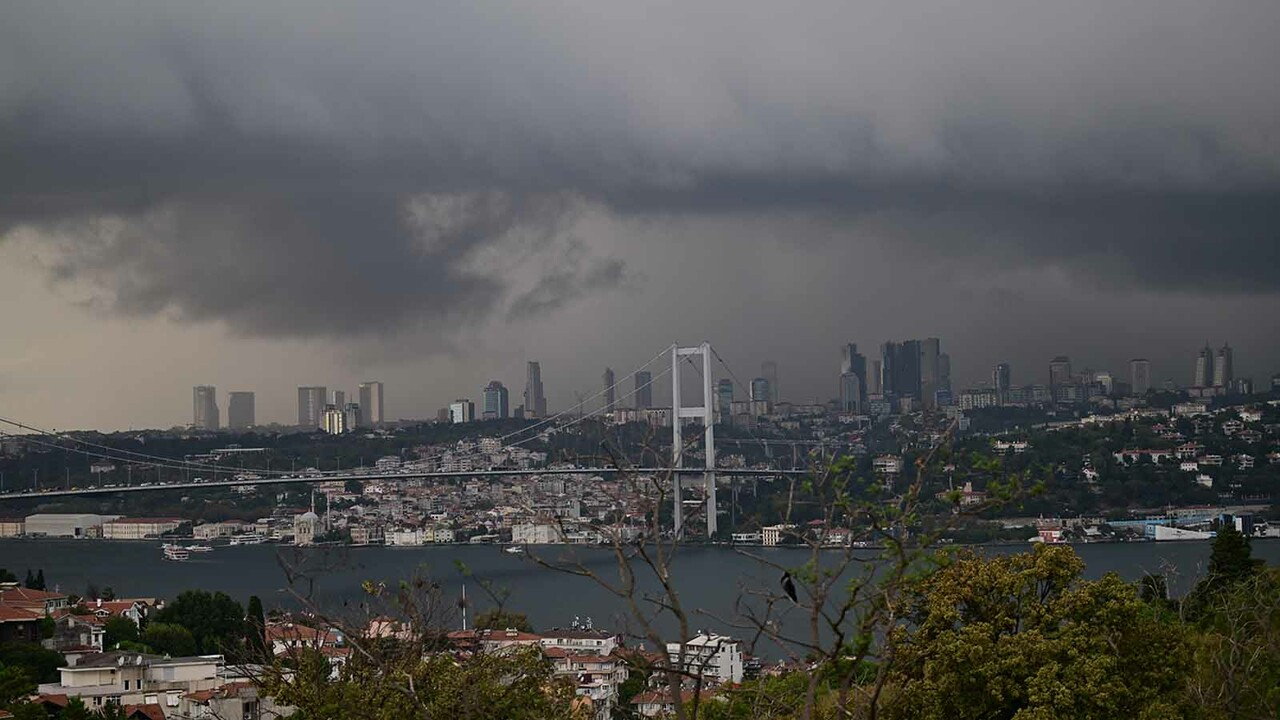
666, 633, 744, 684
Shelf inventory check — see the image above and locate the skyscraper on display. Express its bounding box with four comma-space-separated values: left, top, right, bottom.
750, 377, 771, 403
358, 382, 384, 426
938, 352, 952, 394
332, 390, 345, 408
298, 386, 327, 428
1193, 344, 1214, 388
761, 361, 780, 403
227, 391, 255, 430
716, 378, 734, 420
524, 361, 547, 418
1130, 359, 1151, 396
193, 386, 219, 430
919, 338, 941, 409
603, 368, 616, 413
867, 358, 883, 396
881, 340, 922, 401
634, 370, 653, 409
1049, 353, 1070, 386
993, 363, 1012, 404
1213, 342, 1234, 388
839, 343, 867, 413
483, 380, 510, 420
449, 399, 475, 424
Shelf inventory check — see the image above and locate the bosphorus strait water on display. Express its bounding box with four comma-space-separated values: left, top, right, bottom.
6, 540, 1277, 635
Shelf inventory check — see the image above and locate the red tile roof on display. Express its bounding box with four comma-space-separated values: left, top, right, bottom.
0, 606, 42, 622
123, 703, 167, 720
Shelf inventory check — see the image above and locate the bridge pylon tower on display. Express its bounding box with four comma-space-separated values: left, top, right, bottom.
671, 342, 716, 539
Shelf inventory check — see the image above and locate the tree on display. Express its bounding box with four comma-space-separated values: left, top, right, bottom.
882, 545, 1190, 720
245, 596, 268, 661
141, 623, 197, 658
472, 608, 534, 633
99, 586, 116, 601
1184, 567, 1280, 719
32, 570, 44, 591
0, 569, 16, 583
0, 663, 34, 707
0, 643, 65, 684
103, 617, 138, 649
261, 645, 582, 720
152, 590, 246, 656
1188, 525, 1263, 618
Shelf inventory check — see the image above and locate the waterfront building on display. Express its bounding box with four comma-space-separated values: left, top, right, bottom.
359, 381, 385, 426
483, 381, 510, 420
24, 514, 112, 539
227, 391, 254, 430
297, 386, 327, 428
101, 518, 182, 540
192, 386, 219, 431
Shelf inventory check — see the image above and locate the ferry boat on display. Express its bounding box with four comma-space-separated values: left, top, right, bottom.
229, 534, 264, 546
185, 545, 214, 553
163, 546, 190, 562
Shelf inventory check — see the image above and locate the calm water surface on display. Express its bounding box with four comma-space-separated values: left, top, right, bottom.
4, 539, 1276, 654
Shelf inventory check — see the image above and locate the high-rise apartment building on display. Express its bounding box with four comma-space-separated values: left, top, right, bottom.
1193, 344, 1214, 388
634, 370, 653, 409
1213, 342, 1233, 388
881, 340, 922, 401
750, 377, 771, 403
938, 353, 952, 394
761, 361, 780, 403
524, 362, 547, 418
332, 390, 345, 408
993, 363, 1012, 403
449, 399, 476, 424
839, 343, 867, 414
867, 359, 883, 396
716, 378, 734, 420
298, 386, 327, 428
483, 380, 510, 420
603, 368, 616, 413
227, 391, 255, 430
919, 338, 941, 409
1049, 356, 1072, 391
1130, 359, 1151, 396
193, 386, 219, 430
358, 382, 384, 426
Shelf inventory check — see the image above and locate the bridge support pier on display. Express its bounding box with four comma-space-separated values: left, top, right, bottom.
672, 342, 716, 539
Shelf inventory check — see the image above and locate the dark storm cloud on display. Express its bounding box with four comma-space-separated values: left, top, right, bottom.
2, 0, 1279, 341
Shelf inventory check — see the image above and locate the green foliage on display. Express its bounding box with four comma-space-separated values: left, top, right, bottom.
262, 644, 582, 720
103, 617, 139, 649
1186, 567, 1280, 719
141, 622, 197, 657
151, 589, 246, 656
884, 545, 1190, 720
60, 697, 95, 720
472, 608, 534, 633
0, 643, 65, 684
0, 568, 16, 583
245, 595, 269, 661
4, 703, 48, 720
0, 663, 35, 707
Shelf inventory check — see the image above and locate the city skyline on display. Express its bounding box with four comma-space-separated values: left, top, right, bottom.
2, 2, 1278, 431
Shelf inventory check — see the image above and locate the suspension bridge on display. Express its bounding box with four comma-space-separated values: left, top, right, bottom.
0, 342, 816, 537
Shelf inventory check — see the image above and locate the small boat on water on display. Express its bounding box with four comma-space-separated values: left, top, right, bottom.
185, 545, 213, 553
163, 546, 190, 562
504, 546, 525, 555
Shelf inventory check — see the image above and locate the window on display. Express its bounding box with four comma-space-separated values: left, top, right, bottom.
124, 680, 130, 690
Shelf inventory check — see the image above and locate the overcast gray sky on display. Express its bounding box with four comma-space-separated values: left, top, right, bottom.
2, 0, 1278, 430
